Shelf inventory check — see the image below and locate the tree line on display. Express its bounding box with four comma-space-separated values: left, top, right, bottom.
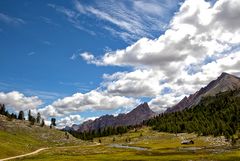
68, 125, 142, 140
0, 104, 56, 128
145, 89, 240, 143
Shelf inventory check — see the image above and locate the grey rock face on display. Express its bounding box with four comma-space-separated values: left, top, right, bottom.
166, 72, 240, 113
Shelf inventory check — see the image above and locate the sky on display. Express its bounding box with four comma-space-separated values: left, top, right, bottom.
0, 0, 240, 128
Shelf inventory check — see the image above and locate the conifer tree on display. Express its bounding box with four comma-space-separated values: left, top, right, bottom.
18, 111, 24, 120
36, 112, 41, 123
41, 119, 45, 127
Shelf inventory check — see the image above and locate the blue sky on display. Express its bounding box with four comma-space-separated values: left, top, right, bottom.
1, 0, 240, 128
0, 0, 179, 100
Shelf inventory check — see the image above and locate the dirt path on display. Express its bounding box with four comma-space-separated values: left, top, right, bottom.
0, 148, 49, 161
0, 142, 100, 161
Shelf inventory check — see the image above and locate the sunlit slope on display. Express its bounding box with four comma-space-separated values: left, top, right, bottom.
0, 115, 84, 159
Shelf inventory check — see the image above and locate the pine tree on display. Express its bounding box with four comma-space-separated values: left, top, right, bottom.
0, 104, 6, 115
41, 119, 45, 127
30, 117, 36, 125
50, 118, 56, 128
18, 111, 24, 120
28, 110, 32, 122
36, 112, 41, 123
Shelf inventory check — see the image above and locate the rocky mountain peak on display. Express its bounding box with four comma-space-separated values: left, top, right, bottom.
166, 72, 240, 113
131, 102, 153, 114
70, 102, 155, 132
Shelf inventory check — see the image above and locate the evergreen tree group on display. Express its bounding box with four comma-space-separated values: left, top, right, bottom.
0, 104, 47, 128
146, 90, 240, 140
68, 125, 140, 140
0, 104, 17, 119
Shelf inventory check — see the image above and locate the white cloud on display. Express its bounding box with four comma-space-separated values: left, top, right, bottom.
57, 115, 84, 129
40, 16, 60, 28
38, 105, 61, 118
41, 0, 240, 115
48, 3, 95, 35
79, 0, 240, 112
70, 53, 78, 60
102, 69, 166, 97
4, 0, 239, 124
23, 89, 64, 101
80, 52, 95, 62
83, 0, 240, 70
48, 0, 178, 42
133, 0, 175, 17
0, 13, 25, 25
73, 0, 177, 42
39, 90, 139, 117
149, 93, 183, 112
0, 91, 43, 112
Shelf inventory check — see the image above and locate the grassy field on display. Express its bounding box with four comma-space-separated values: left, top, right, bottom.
8, 127, 240, 161
0, 115, 86, 159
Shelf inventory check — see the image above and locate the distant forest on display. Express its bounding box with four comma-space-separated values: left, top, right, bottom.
146, 89, 240, 142
68, 125, 141, 141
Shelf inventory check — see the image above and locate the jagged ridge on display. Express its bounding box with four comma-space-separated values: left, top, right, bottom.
166, 72, 240, 113
70, 102, 155, 132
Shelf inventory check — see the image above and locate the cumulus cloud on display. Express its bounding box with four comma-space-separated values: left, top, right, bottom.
39, 0, 240, 115
80, 52, 95, 63
57, 115, 84, 129
82, 0, 240, 70
102, 69, 166, 97
80, 0, 240, 112
39, 90, 139, 117
149, 93, 183, 112
0, 91, 43, 112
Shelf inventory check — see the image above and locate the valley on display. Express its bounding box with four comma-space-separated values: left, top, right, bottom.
1, 126, 239, 161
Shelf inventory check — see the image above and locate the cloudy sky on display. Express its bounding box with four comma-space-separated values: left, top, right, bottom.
0, 0, 240, 128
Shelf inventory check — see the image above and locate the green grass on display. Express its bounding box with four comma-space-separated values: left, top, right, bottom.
1, 115, 239, 161
10, 127, 240, 161
0, 130, 41, 158
0, 115, 85, 159
13, 144, 240, 161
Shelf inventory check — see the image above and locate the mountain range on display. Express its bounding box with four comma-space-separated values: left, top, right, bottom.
66, 72, 240, 133
65, 102, 155, 132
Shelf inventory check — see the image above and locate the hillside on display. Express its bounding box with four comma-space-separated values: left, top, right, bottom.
166, 72, 240, 113
0, 115, 86, 159
147, 89, 240, 139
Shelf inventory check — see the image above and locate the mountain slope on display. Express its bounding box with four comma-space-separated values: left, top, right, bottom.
166, 72, 240, 113
75, 102, 155, 132
0, 114, 84, 159
147, 89, 240, 138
